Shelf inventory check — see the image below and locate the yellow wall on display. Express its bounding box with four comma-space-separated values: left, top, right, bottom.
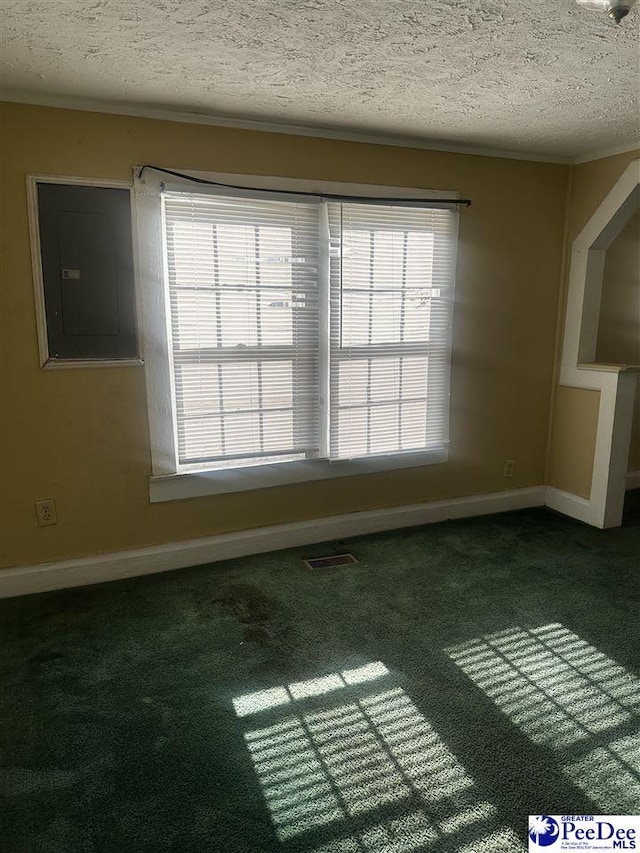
547, 387, 600, 499
597, 210, 640, 366
546, 149, 640, 496
596, 211, 640, 472
1, 103, 569, 568
566, 151, 640, 241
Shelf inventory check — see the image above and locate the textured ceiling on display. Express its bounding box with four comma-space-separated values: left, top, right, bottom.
1, 0, 639, 159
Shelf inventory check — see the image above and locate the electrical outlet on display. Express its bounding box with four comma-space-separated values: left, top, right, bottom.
503, 459, 516, 478
35, 499, 57, 527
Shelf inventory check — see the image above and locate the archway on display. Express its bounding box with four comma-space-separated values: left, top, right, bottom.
547, 159, 640, 528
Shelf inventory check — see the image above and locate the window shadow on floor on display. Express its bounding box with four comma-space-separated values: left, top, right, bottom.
233, 618, 639, 852
233, 662, 529, 852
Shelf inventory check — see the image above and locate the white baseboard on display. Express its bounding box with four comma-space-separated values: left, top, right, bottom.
544, 486, 592, 524
0, 486, 545, 599
545, 473, 639, 529
627, 470, 640, 490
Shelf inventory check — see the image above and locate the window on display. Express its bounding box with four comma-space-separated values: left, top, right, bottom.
139, 175, 458, 500
328, 203, 454, 461
164, 192, 321, 468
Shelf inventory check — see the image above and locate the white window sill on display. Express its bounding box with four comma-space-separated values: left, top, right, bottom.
43, 358, 144, 370
149, 448, 448, 503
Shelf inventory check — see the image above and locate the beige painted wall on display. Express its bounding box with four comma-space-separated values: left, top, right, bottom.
567, 151, 640, 241
596, 210, 640, 366
548, 387, 600, 499
546, 149, 640, 496
596, 211, 640, 472
1, 103, 569, 568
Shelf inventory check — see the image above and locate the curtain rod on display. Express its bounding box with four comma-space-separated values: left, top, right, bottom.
136, 165, 471, 207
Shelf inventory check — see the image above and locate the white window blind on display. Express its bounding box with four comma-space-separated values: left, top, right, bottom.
327, 202, 457, 460
162, 188, 457, 474
163, 191, 321, 468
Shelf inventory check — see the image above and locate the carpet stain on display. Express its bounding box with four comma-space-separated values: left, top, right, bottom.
213, 582, 292, 650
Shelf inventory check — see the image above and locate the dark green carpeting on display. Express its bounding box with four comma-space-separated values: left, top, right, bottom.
2, 494, 639, 853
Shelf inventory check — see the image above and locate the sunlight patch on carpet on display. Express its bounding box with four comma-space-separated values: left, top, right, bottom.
234, 663, 525, 851
446, 622, 640, 813
233, 662, 390, 717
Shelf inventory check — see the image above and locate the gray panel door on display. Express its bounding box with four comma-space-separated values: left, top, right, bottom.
38, 184, 138, 360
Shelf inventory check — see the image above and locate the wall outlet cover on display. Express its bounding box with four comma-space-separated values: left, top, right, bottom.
35, 499, 57, 526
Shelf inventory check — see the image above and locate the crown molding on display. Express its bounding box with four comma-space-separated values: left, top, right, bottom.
4, 90, 637, 167
572, 140, 640, 166
1, 90, 573, 165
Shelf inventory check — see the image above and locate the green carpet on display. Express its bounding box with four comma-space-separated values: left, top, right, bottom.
2, 494, 639, 853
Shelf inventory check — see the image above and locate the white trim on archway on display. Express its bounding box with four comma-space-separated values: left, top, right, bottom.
547, 159, 640, 528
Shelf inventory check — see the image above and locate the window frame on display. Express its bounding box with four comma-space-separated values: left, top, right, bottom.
163, 189, 324, 469
327, 202, 456, 462
134, 169, 458, 503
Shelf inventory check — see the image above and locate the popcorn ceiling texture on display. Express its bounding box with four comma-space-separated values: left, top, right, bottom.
1, 0, 639, 157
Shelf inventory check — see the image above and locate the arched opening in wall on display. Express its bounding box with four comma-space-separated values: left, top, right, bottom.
548, 159, 639, 529
595, 210, 640, 486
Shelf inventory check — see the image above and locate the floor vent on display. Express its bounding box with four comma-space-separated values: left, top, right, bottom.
303, 553, 359, 570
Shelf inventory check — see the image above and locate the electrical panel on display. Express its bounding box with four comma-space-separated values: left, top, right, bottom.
37, 183, 137, 361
